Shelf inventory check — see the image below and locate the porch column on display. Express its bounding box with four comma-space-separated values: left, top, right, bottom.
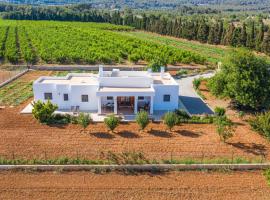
150, 96, 154, 115
114, 96, 117, 115
97, 96, 101, 114
134, 96, 138, 114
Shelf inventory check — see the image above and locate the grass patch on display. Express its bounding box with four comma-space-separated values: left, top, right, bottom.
0, 80, 33, 106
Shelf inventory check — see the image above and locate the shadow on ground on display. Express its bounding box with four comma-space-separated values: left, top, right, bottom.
118, 131, 140, 138
175, 130, 202, 138
92, 132, 115, 139
229, 142, 267, 156
148, 129, 172, 138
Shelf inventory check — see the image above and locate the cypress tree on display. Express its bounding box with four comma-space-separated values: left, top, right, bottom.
256, 21, 264, 51
261, 28, 270, 55
197, 19, 209, 43
246, 21, 256, 49
208, 25, 215, 44
222, 23, 235, 45
232, 27, 242, 47
240, 23, 247, 47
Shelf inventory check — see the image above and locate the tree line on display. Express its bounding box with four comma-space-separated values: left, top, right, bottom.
1, 4, 270, 57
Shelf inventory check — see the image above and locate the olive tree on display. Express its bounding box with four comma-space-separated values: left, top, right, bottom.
136, 111, 150, 131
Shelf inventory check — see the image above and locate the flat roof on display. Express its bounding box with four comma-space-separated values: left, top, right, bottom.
40, 75, 98, 85
98, 87, 155, 93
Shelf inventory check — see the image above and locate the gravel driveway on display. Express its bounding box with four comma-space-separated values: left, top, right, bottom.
176, 73, 215, 115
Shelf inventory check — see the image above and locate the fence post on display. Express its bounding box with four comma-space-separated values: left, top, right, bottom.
44, 151, 47, 160
231, 151, 234, 163
201, 151, 204, 163
12, 151, 15, 160
170, 151, 173, 163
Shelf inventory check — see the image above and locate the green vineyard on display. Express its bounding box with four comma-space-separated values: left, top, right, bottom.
0, 20, 206, 65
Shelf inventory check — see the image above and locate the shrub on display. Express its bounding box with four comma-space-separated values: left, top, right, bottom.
77, 113, 92, 129
136, 111, 150, 131
176, 69, 188, 77
249, 111, 270, 139
214, 107, 226, 116
214, 116, 234, 142
32, 100, 58, 123
193, 78, 202, 90
163, 112, 178, 131
238, 111, 245, 119
174, 109, 190, 120
104, 115, 120, 133
51, 113, 71, 124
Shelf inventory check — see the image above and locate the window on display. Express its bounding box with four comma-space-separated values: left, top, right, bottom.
64, 94, 69, 101
138, 96, 144, 100
81, 95, 89, 102
107, 96, 113, 100
44, 93, 52, 100
163, 95, 171, 102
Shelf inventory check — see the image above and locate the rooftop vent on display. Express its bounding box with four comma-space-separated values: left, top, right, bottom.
111, 69, 120, 77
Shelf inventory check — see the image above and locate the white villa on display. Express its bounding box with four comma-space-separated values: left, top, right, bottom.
33, 67, 179, 116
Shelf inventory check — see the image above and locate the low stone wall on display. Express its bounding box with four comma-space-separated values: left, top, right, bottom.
0, 163, 269, 172
0, 69, 29, 88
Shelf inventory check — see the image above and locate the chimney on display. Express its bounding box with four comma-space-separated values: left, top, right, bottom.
99, 65, 103, 77
160, 66, 165, 79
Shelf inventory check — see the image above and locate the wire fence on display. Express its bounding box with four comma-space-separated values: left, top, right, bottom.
0, 148, 267, 163
0, 67, 27, 84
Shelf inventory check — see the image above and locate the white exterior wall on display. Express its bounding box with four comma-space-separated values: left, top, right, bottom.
153, 84, 179, 111
33, 83, 99, 111
33, 71, 179, 114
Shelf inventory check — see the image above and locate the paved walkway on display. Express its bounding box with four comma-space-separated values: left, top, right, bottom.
176, 73, 215, 115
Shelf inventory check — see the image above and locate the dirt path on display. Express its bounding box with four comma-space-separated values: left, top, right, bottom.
0, 171, 269, 200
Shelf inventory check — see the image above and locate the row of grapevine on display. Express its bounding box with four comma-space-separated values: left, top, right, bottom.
0, 26, 9, 61
18, 26, 38, 64
0, 20, 206, 65
4, 26, 19, 64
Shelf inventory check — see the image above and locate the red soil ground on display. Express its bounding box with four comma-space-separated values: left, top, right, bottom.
0, 71, 269, 162
0, 171, 269, 200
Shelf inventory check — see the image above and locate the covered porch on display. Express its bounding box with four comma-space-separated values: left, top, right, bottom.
96, 87, 155, 115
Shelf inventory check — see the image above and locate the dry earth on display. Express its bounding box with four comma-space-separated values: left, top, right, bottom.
0, 171, 269, 200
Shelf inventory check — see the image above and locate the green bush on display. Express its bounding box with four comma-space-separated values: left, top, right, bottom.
214, 107, 226, 116
249, 111, 270, 139
77, 113, 92, 129
174, 109, 190, 120
176, 69, 188, 76
207, 49, 270, 110
51, 113, 71, 124
32, 100, 58, 123
136, 111, 150, 131
163, 112, 178, 131
214, 116, 234, 142
193, 78, 202, 90
104, 115, 120, 133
